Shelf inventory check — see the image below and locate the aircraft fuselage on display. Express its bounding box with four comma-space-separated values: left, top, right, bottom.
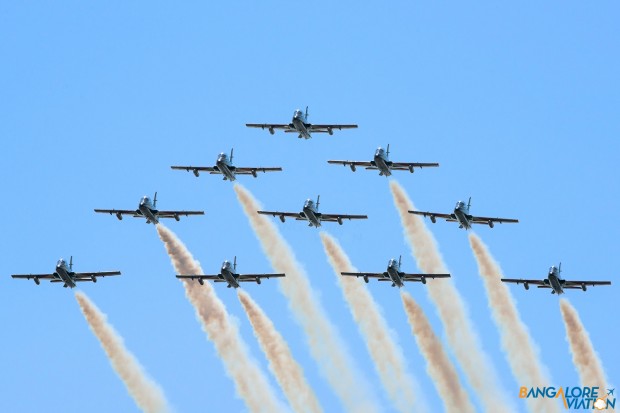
55, 260, 76, 288
139, 197, 159, 224
302, 200, 321, 227
216, 153, 236, 181
221, 260, 240, 288
372, 148, 392, 177
453, 201, 472, 230
386, 259, 404, 288
292, 110, 312, 139
546, 267, 564, 294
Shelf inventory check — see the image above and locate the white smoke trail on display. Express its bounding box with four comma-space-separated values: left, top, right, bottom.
559, 299, 608, 389
156, 225, 285, 413
468, 233, 559, 413
400, 291, 477, 413
234, 184, 379, 413
75, 291, 171, 413
237, 290, 323, 413
320, 231, 426, 413
389, 180, 514, 413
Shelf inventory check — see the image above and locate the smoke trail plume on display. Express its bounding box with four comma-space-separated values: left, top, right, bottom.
156, 225, 285, 413
389, 180, 514, 413
559, 299, 608, 388
237, 290, 323, 413
320, 231, 426, 413
75, 291, 171, 413
400, 291, 476, 413
469, 233, 559, 413
234, 184, 379, 413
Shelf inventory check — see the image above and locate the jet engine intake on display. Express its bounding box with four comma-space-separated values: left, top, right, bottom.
116, 212, 123, 220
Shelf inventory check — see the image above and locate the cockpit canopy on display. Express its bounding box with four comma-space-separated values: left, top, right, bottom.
294, 109, 303, 118
223, 260, 231, 269
218, 152, 227, 160
456, 201, 466, 209
549, 266, 557, 275
57, 259, 66, 268
304, 199, 314, 208
141, 196, 151, 205
388, 258, 397, 268
375, 147, 385, 157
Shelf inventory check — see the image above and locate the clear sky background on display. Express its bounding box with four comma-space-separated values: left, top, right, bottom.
1, 2, 618, 412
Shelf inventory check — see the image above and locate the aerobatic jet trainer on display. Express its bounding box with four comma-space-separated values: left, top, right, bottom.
94, 192, 204, 225
11, 256, 121, 288
328, 144, 439, 177
176, 256, 285, 288
257, 195, 368, 228
246, 106, 357, 139
409, 197, 518, 229
341, 255, 450, 288
501, 263, 611, 294
171, 148, 282, 181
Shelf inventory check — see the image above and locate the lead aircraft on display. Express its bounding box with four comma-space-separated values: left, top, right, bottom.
341, 255, 450, 288
171, 148, 282, 182
246, 106, 357, 139
409, 197, 518, 229
11, 257, 121, 288
257, 195, 368, 228
501, 263, 611, 294
176, 257, 284, 288
94, 192, 204, 225
328, 144, 439, 177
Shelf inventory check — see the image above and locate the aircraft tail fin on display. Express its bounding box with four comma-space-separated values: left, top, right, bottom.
305, 106, 309, 121
559, 262, 562, 275
154, 192, 158, 209
233, 256, 237, 272
467, 197, 471, 209
398, 254, 401, 268
387, 143, 390, 159
316, 195, 320, 211
230, 148, 234, 164
69, 256, 73, 271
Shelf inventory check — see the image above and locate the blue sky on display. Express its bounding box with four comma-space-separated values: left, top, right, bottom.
1, 2, 617, 412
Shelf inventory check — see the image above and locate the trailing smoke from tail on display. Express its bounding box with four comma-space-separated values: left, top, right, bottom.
468, 233, 559, 413
389, 180, 514, 413
156, 225, 285, 413
320, 232, 426, 413
400, 291, 476, 413
234, 184, 379, 413
559, 299, 608, 389
237, 290, 323, 413
75, 292, 171, 413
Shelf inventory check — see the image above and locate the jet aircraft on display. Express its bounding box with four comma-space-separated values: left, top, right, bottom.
409, 197, 518, 229
94, 192, 204, 224
327, 144, 439, 176
257, 195, 368, 227
11, 256, 121, 288
501, 263, 611, 294
170, 148, 282, 181
176, 256, 284, 288
341, 255, 450, 288
246, 106, 357, 139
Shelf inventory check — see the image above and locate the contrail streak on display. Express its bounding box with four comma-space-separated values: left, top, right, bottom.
320, 231, 426, 413
237, 290, 323, 413
234, 184, 379, 413
468, 233, 559, 413
389, 180, 514, 413
75, 291, 171, 413
400, 291, 476, 413
559, 299, 608, 388
156, 224, 285, 413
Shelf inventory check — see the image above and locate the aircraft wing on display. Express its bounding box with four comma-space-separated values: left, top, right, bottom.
11, 273, 56, 280
318, 213, 368, 222
408, 210, 455, 221
94, 209, 142, 217
257, 211, 303, 219
307, 124, 358, 132
401, 273, 451, 281
232, 167, 283, 174
563, 280, 612, 287
341, 272, 385, 278
389, 162, 440, 170
327, 160, 373, 168
470, 215, 519, 224
500, 278, 547, 286
237, 273, 286, 281
155, 210, 205, 218
72, 271, 121, 279
170, 165, 216, 173
176, 274, 221, 281
246, 123, 293, 131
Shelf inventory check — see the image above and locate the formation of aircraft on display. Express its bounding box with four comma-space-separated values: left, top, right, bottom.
94, 192, 204, 225
11, 257, 121, 288
501, 263, 611, 294
328, 144, 439, 177
246, 107, 357, 139
409, 197, 519, 229
171, 148, 282, 181
341, 256, 451, 288
176, 256, 285, 288
257, 195, 368, 228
